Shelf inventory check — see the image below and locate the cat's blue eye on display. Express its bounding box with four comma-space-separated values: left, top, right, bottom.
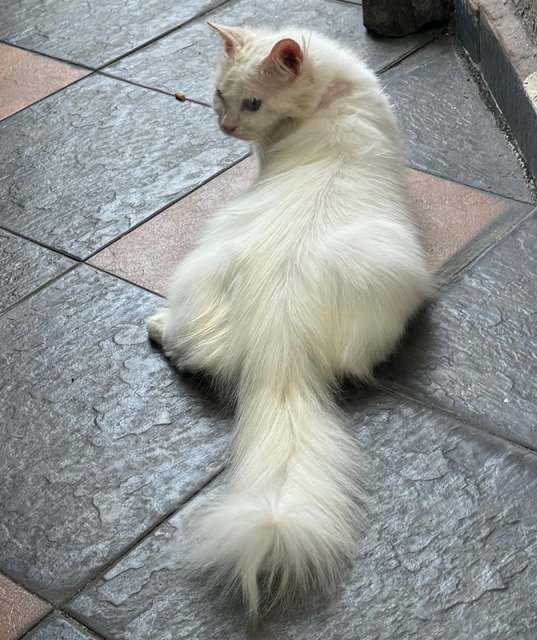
243, 98, 262, 112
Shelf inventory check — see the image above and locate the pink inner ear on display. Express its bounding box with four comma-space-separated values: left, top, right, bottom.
264, 39, 303, 75
207, 22, 246, 55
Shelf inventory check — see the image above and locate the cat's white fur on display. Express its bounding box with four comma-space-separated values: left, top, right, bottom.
147, 25, 432, 615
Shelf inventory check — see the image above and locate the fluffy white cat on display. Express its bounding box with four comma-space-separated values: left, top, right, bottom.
147, 23, 432, 616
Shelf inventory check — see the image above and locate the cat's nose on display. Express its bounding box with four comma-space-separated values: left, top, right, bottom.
223, 123, 237, 133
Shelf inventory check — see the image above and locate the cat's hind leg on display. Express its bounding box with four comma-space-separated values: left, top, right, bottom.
146, 307, 169, 346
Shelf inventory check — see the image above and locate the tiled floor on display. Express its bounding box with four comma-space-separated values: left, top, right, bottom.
0, 1, 536, 638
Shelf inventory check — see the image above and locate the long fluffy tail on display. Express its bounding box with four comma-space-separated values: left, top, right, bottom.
190, 369, 364, 616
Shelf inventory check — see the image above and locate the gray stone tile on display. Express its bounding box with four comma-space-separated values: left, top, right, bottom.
0, 0, 227, 68
380, 210, 537, 450
0, 266, 230, 603
383, 36, 534, 201
0, 73, 246, 260
0, 230, 75, 312
26, 614, 98, 640
104, 0, 441, 103
68, 391, 537, 639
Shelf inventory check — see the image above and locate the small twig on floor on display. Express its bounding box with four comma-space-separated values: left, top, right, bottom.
173, 91, 212, 108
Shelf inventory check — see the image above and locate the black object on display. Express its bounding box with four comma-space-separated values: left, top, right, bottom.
363, 0, 452, 36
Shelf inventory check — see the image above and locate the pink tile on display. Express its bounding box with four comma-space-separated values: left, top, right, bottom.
90, 161, 510, 295
0, 44, 88, 121
0, 574, 50, 640
89, 157, 257, 296
408, 169, 509, 271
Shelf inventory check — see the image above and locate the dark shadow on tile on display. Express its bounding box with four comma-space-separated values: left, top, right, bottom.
0, 74, 247, 260
0, 266, 232, 604
379, 210, 537, 450
0, 0, 228, 67
383, 36, 534, 202
0, 230, 75, 313
103, 0, 441, 103
69, 390, 537, 639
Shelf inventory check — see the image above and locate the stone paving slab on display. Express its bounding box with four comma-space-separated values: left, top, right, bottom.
103, 0, 441, 103
0, 43, 88, 122
0, 266, 231, 604
380, 210, 537, 451
0, 230, 75, 313
69, 391, 537, 640
0, 73, 246, 260
383, 36, 534, 202
0, 0, 227, 68
25, 614, 99, 640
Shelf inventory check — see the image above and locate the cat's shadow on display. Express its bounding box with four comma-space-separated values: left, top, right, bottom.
148, 336, 235, 421
375, 303, 436, 386
182, 569, 347, 636
337, 304, 436, 405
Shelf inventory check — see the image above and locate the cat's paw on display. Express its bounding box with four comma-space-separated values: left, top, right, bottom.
146, 307, 169, 345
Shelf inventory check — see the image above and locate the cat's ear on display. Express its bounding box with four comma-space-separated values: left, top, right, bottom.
207, 22, 246, 55
262, 39, 303, 77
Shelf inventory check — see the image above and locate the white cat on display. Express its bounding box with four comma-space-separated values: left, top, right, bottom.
147, 23, 432, 616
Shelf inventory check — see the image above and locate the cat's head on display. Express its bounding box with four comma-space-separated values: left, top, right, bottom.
208, 23, 314, 142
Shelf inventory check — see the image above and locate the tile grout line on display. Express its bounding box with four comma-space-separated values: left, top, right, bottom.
81, 151, 251, 262
96, 70, 177, 98
328, 0, 362, 6
0, 225, 81, 260
18, 608, 106, 640
87, 262, 165, 298
93, 0, 234, 72
433, 204, 536, 289
0, 0, 234, 74
59, 467, 226, 612
95, 70, 213, 107
0, 38, 97, 70
370, 380, 537, 456
0, 70, 98, 125
61, 611, 108, 640
0, 263, 82, 318
376, 28, 446, 75
405, 164, 536, 206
